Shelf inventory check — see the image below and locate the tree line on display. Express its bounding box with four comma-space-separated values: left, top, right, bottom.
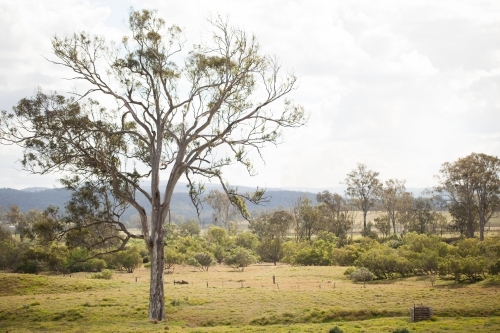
1, 152, 499, 285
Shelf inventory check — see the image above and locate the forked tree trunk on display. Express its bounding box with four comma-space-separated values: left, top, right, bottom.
148, 231, 165, 321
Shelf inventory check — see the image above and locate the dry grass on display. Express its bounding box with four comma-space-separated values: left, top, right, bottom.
1, 264, 500, 332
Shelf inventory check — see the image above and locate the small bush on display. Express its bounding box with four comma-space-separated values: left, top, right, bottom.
90, 269, 113, 280
350, 267, 375, 282
329, 327, 344, 333
343, 267, 355, 276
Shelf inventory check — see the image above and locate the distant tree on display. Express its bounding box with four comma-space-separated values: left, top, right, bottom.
316, 191, 355, 244
344, 164, 383, 232
164, 248, 183, 269
433, 212, 449, 237
250, 210, 292, 265
436, 153, 500, 240
249, 210, 292, 240
0, 225, 20, 271
235, 231, 259, 251
178, 220, 200, 237
448, 202, 472, 236
408, 197, 434, 234
257, 237, 284, 265
290, 196, 319, 240
193, 252, 215, 271
380, 179, 406, 234
204, 190, 239, 231
112, 246, 142, 273
6, 205, 28, 242
350, 267, 375, 282
469, 153, 500, 240
374, 215, 391, 239
0, 9, 306, 321
432, 194, 449, 211
205, 226, 230, 247
436, 156, 478, 238
396, 191, 414, 234
224, 247, 257, 271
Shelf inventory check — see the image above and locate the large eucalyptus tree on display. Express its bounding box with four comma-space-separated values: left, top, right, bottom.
0, 9, 306, 321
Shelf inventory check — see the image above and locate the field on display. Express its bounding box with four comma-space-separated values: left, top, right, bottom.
1, 264, 500, 332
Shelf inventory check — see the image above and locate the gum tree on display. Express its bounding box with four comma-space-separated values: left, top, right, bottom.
380, 178, 406, 235
436, 153, 500, 240
0, 10, 306, 321
344, 163, 382, 233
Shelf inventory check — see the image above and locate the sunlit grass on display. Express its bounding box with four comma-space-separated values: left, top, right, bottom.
1, 264, 500, 332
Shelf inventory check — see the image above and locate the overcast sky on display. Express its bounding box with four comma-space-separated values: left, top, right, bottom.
1, 0, 499, 191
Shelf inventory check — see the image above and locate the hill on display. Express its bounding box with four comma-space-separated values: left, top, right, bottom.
0, 187, 318, 224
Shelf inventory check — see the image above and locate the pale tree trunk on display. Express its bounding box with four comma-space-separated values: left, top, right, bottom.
148, 149, 166, 321
148, 216, 165, 321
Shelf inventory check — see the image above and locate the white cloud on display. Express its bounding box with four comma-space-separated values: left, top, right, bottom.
1, 0, 499, 191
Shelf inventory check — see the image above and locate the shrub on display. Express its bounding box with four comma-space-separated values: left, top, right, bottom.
90, 269, 113, 280
235, 231, 259, 251
328, 326, 344, 333
343, 267, 355, 276
193, 252, 215, 271
332, 246, 359, 266
109, 247, 143, 273
88, 258, 107, 272
350, 267, 374, 282
164, 248, 184, 269
224, 247, 257, 271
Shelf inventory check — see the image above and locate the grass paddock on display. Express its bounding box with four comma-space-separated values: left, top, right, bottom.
1, 264, 500, 332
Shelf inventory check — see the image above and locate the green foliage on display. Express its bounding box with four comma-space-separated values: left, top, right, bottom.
193, 252, 215, 271
205, 226, 231, 247
235, 231, 259, 251
332, 245, 359, 266
178, 220, 200, 237
0, 229, 22, 271
343, 267, 356, 276
224, 247, 257, 271
256, 237, 284, 265
316, 191, 354, 244
211, 244, 228, 264
90, 269, 113, 280
249, 210, 293, 240
108, 247, 142, 273
350, 267, 375, 282
186, 257, 201, 270
288, 240, 334, 266
164, 247, 184, 269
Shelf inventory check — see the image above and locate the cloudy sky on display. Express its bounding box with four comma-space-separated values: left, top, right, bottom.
1, 0, 499, 191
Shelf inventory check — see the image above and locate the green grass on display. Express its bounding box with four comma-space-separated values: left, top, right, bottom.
1, 264, 500, 332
